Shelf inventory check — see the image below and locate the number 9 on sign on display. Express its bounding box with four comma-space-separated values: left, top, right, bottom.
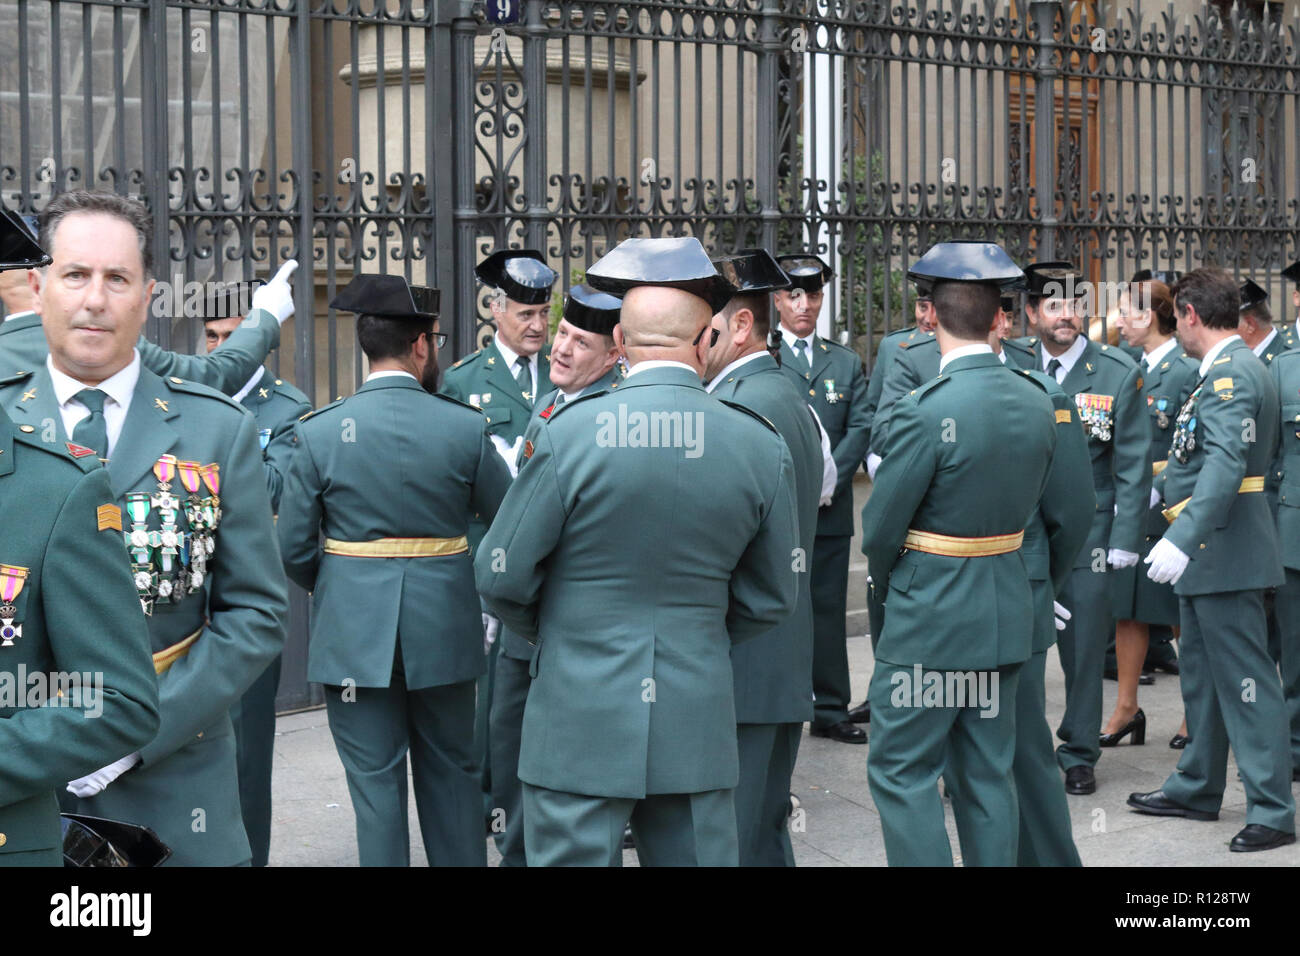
486, 0, 520, 23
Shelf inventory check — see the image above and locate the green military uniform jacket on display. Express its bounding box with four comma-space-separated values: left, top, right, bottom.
1157, 338, 1283, 595
475, 365, 800, 799
0, 308, 280, 395
442, 340, 552, 444
0, 366, 289, 866
861, 352, 1057, 669
868, 335, 943, 456
0, 407, 159, 866
1278, 320, 1300, 353
1270, 350, 1300, 569
277, 375, 512, 689
777, 334, 870, 536
500, 365, 623, 662
1031, 337, 1151, 567
709, 353, 824, 724
863, 326, 932, 445
240, 369, 312, 513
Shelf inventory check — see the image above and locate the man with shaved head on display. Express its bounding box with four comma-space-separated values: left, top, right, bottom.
476, 237, 800, 866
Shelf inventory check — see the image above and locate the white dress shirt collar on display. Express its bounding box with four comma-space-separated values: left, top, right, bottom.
624, 360, 699, 378
365, 369, 418, 383
3, 310, 36, 324
1198, 334, 1242, 377
705, 350, 768, 393
938, 343, 993, 374
46, 349, 141, 458
1042, 333, 1088, 381
1143, 337, 1178, 371
778, 324, 816, 356
1252, 328, 1278, 358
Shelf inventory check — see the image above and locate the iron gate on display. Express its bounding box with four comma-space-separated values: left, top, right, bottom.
3, 0, 1300, 707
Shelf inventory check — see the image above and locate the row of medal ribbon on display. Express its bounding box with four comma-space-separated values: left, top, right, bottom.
126, 455, 222, 616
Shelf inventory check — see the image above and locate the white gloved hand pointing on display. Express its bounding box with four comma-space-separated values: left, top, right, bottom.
251, 259, 299, 325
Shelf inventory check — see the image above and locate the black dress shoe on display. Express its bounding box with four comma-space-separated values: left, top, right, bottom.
1229, 824, 1296, 853
1169, 733, 1190, 749
1099, 708, 1146, 747
847, 700, 871, 723
1139, 669, 1156, 686
810, 720, 867, 744
622, 824, 636, 850
1064, 766, 1096, 795
1126, 789, 1218, 820
1151, 659, 1179, 675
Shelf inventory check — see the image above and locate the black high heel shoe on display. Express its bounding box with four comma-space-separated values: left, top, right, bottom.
1169, 733, 1189, 749
1099, 708, 1146, 747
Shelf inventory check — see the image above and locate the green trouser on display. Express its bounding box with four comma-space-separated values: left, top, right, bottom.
1012, 649, 1082, 866
735, 722, 801, 867
811, 534, 851, 726
474, 617, 501, 818
521, 784, 738, 867
1162, 590, 1296, 831
1268, 571, 1300, 771
488, 651, 530, 866
867, 579, 885, 653
231, 653, 281, 868
867, 659, 1021, 866
324, 672, 485, 867
1055, 564, 1109, 771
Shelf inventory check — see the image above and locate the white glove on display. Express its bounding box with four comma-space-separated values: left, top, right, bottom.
482, 613, 501, 654
1053, 600, 1071, 631
1145, 538, 1190, 585
67, 752, 141, 798
489, 434, 523, 479
250, 259, 299, 325
1107, 548, 1140, 569
866, 452, 882, 480
1150, 487, 1163, 509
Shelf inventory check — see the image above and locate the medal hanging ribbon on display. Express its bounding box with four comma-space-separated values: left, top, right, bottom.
0, 564, 29, 647
154, 454, 178, 488
200, 464, 220, 496
199, 463, 222, 558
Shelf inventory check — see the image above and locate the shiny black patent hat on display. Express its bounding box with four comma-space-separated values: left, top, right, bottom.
587, 236, 737, 314
1240, 279, 1269, 311
711, 248, 792, 295
475, 249, 557, 305
0, 202, 50, 271
200, 280, 263, 322
1131, 268, 1182, 286
562, 284, 621, 336
61, 813, 172, 867
908, 241, 1025, 290
1281, 260, 1300, 285
1024, 260, 1084, 298
329, 274, 439, 319
774, 253, 833, 293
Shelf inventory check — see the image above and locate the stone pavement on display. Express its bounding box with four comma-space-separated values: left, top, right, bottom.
265, 476, 1300, 866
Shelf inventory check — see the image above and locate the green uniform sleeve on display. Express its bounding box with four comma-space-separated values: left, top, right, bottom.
263, 400, 313, 512
472, 430, 513, 524
870, 348, 925, 458
139, 412, 288, 766
727, 442, 800, 644
0, 468, 159, 806
1108, 362, 1153, 554
1042, 394, 1096, 593
860, 397, 937, 585
832, 355, 872, 486
275, 425, 326, 593
136, 309, 280, 395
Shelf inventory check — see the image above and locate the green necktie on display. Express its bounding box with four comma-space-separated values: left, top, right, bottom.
71, 387, 108, 459
554, 392, 566, 408
1046, 358, 1062, 381
514, 356, 532, 402
794, 338, 811, 369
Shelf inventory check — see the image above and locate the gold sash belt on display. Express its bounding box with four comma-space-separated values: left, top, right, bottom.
1162, 476, 1265, 524
1152, 460, 1167, 476
323, 536, 469, 558
902, 529, 1024, 557
153, 626, 203, 676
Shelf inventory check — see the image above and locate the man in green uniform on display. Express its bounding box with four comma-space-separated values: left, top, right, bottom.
278, 275, 511, 866
704, 249, 823, 866
1268, 348, 1300, 781
1, 190, 288, 867
1025, 261, 1150, 795
0, 204, 160, 868
199, 281, 312, 868
1239, 279, 1288, 366
774, 253, 870, 743
477, 237, 800, 866
1130, 267, 1296, 852
441, 248, 556, 820
1279, 261, 1300, 352
861, 241, 1058, 866
491, 283, 622, 867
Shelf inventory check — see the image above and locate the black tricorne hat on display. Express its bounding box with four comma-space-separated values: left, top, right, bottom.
200, 280, 263, 322
1281, 260, 1300, 285
562, 284, 621, 336
1024, 260, 1084, 298
0, 203, 50, 272
329, 274, 440, 320
907, 241, 1025, 290
1240, 279, 1269, 311
475, 249, 557, 306
774, 253, 833, 293
712, 248, 792, 295
587, 236, 737, 314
